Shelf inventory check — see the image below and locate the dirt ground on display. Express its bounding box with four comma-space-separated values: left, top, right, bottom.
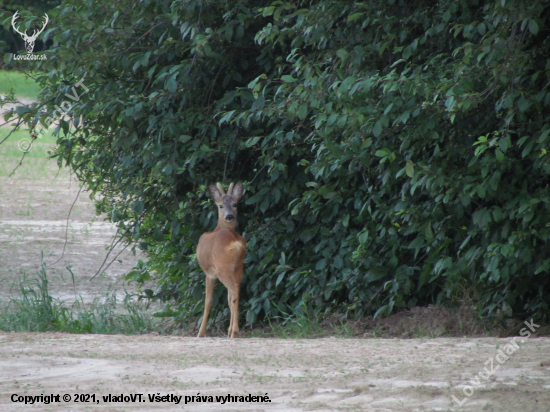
1, 332, 549, 411
1, 115, 550, 411
0, 146, 143, 304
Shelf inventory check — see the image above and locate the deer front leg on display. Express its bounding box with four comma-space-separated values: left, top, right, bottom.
197, 276, 215, 337
228, 285, 240, 338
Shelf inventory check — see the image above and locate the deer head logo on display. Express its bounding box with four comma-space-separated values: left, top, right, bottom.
11, 11, 49, 53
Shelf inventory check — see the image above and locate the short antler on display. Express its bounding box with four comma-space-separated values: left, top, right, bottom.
227, 182, 235, 196
216, 182, 225, 196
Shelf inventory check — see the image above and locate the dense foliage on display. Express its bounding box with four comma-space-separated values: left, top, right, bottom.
3, 0, 550, 327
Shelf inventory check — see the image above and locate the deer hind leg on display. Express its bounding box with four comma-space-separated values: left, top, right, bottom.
197, 276, 215, 337
227, 290, 233, 337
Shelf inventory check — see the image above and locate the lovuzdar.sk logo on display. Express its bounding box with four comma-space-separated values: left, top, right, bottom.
11, 11, 49, 59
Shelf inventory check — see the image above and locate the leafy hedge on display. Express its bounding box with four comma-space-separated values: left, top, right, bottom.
3, 0, 549, 326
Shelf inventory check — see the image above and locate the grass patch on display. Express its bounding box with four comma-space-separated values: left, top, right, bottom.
1, 69, 56, 178
0, 262, 161, 335
0, 128, 57, 158
0, 127, 58, 177
246, 304, 355, 339
253, 316, 332, 339
0, 70, 41, 99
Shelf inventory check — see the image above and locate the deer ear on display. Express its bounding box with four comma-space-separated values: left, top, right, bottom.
208, 185, 222, 202
232, 182, 244, 202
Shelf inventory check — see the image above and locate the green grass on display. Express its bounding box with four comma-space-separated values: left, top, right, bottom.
0, 70, 41, 99
0, 128, 58, 177
1, 68, 57, 178
261, 316, 328, 338
247, 305, 355, 339
0, 263, 161, 335
0, 128, 57, 156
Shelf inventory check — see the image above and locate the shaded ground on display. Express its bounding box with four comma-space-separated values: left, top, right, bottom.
1, 332, 549, 411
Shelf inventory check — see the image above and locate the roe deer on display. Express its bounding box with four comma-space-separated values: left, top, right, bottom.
196, 182, 246, 338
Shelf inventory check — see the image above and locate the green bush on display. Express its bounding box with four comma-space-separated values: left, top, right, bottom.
2, 0, 549, 327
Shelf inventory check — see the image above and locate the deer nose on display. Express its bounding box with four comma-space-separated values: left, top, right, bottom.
225, 214, 234, 221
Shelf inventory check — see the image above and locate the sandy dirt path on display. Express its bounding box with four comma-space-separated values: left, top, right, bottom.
1, 332, 549, 411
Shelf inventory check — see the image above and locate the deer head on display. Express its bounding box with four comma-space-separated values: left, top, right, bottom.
11, 11, 49, 53
208, 182, 244, 227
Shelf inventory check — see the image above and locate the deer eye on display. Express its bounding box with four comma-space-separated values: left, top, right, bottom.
219, 205, 223, 209
233, 204, 237, 207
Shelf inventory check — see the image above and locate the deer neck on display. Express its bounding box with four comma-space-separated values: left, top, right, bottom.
214, 220, 237, 232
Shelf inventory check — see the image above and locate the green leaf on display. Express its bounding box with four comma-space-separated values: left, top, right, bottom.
445, 95, 455, 111
166, 73, 178, 93
245, 188, 268, 205
498, 135, 510, 152
406, 160, 414, 177
297, 104, 308, 120
522, 140, 535, 158
402, 46, 412, 60
538, 128, 550, 143
276, 271, 286, 286
281, 75, 296, 82
373, 304, 388, 319
373, 121, 383, 137
375, 149, 389, 157
316, 258, 327, 271
133, 200, 144, 215
251, 94, 265, 111
529, 19, 539, 35
262, 6, 275, 17
517, 136, 530, 147
326, 141, 344, 157
273, 6, 283, 21
477, 185, 486, 198
493, 207, 503, 222
246, 310, 256, 325
517, 96, 530, 112
495, 148, 504, 162
477, 23, 486, 35
358, 230, 369, 245
347, 12, 364, 22
336, 49, 348, 59
163, 164, 173, 175
15, 104, 32, 115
